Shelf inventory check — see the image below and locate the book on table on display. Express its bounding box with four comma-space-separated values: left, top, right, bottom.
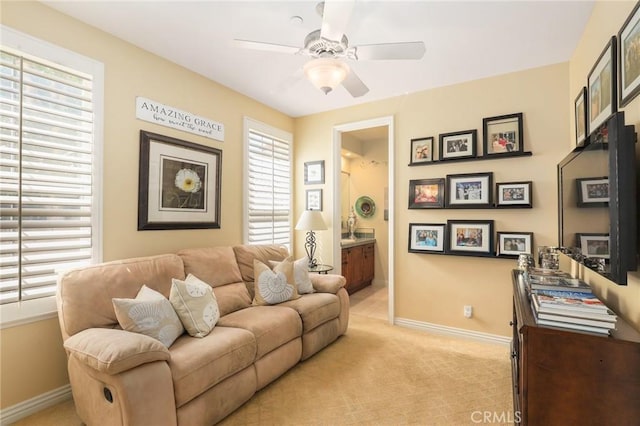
531, 295, 616, 320
535, 318, 613, 335
531, 289, 609, 311
528, 276, 592, 293
536, 311, 616, 328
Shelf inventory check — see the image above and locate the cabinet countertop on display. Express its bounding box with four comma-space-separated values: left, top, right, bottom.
340, 238, 375, 248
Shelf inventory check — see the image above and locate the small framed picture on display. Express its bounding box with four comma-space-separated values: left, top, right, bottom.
408, 178, 445, 209
587, 36, 617, 136
408, 223, 446, 253
409, 137, 434, 165
447, 220, 494, 256
496, 181, 532, 208
576, 233, 610, 259
445, 172, 493, 208
497, 232, 533, 258
306, 189, 323, 211
576, 177, 609, 207
482, 113, 524, 156
618, 1, 640, 107
304, 160, 325, 185
574, 87, 588, 147
438, 130, 477, 161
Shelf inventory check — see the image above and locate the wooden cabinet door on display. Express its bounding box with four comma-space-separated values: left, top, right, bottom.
362, 243, 374, 282
348, 246, 364, 288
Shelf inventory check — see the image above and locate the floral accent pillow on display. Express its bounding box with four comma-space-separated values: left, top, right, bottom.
170, 274, 220, 338
112, 285, 184, 348
253, 258, 299, 305
270, 257, 314, 295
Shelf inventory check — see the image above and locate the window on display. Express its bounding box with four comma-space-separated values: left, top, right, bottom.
244, 118, 292, 249
0, 27, 103, 316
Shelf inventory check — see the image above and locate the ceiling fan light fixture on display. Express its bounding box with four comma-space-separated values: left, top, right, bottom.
303, 58, 350, 94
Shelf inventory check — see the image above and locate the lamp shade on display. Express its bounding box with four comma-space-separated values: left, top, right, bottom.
303, 58, 350, 94
295, 210, 328, 231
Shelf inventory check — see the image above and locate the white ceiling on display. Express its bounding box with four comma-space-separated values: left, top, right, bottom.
42, 1, 595, 118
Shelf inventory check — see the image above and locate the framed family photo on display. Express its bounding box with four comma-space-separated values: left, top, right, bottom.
574, 87, 588, 147
447, 220, 494, 256
576, 176, 609, 207
409, 137, 434, 165
304, 160, 325, 185
482, 113, 524, 156
576, 233, 610, 259
618, 1, 640, 107
408, 223, 446, 253
138, 130, 222, 230
445, 172, 493, 208
496, 181, 532, 208
438, 129, 477, 161
497, 232, 533, 258
408, 178, 445, 209
587, 36, 617, 135
306, 189, 323, 211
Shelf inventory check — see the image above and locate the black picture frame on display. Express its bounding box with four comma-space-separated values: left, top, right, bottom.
587, 36, 617, 136
409, 136, 434, 165
138, 130, 222, 230
306, 189, 323, 211
408, 178, 445, 209
304, 160, 325, 185
576, 233, 610, 259
438, 129, 477, 161
576, 176, 609, 207
447, 219, 494, 256
482, 113, 524, 156
618, 1, 640, 107
497, 232, 533, 258
574, 87, 588, 147
408, 223, 446, 253
495, 181, 532, 208
445, 172, 493, 208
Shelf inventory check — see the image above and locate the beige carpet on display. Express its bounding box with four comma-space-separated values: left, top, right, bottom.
14, 314, 513, 426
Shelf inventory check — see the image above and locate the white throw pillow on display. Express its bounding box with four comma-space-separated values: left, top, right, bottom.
112, 285, 184, 348
270, 257, 314, 294
253, 258, 299, 305
170, 274, 220, 338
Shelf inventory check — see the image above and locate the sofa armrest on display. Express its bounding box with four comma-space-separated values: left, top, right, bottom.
309, 273, 346, 294
64, 328, 171, 375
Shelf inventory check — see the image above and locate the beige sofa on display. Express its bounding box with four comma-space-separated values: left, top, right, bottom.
56, 244, 349, 425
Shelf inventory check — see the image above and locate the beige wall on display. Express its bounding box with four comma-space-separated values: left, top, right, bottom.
568, 0, 640, 331
0, 1, 293, 409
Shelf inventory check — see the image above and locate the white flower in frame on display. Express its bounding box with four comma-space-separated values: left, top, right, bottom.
175, 168, 202, 193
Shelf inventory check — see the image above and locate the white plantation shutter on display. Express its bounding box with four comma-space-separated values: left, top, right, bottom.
0, 46, 100, 305
244, 120, 292, 249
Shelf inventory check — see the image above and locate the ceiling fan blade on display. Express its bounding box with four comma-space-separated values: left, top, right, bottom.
233, 39, 301, 55
355, 42, 426, 60
342, 69, 369, 98
320, 0, 355, 42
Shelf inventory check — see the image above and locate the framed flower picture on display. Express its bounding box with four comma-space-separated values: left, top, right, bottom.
304, 160, 325, 185
587, 36, 617, 136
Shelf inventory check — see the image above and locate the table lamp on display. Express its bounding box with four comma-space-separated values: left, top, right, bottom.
295, 209, 328, 268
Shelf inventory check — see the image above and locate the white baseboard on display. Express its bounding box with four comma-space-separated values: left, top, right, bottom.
0, 384, 72, 425
394, 317, 511, 346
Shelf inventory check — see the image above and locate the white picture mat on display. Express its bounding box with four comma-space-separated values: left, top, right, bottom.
450, 223, 491, 252
449, 176, 490, 205
410, 225, 445, 251
498, 183, 530, 205
499, 233, 532, 255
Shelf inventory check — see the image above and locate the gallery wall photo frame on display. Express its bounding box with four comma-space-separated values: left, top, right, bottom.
438, 129, 477, 161
618, 1, 640, 107
495, 181, 532, 208
304, 160, 325, 185
408, 178, 445, 209
408, 223, 446, 253
497, 232, 533, 258
409, 136, 434, 165
445, 172, 493, 208
576, 176, 609, 207
576, 233, 610, 259
574, 87, 588, 147
447, 219, 494, 256
138, 130, 222, 230
482, 112, 524, 156
587, 36, 617, 136
305, 189, 323, 211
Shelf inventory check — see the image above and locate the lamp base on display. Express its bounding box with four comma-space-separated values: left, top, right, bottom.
304, 230, 318, 269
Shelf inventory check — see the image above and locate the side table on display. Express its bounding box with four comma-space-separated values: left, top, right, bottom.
308, 264, 333, 274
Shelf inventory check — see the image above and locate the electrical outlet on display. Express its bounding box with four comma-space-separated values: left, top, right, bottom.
464, 305, 473, 318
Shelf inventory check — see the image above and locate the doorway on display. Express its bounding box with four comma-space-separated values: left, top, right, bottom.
332, 116, 394, 323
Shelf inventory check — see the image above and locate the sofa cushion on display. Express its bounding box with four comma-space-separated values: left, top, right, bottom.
270, 257, 314, 295
253, 258, 300, 305
170, 274, 220, 338
217, 306, 302, 359
169, 326, 257, 408
232, 244, 289, 283
279, 292, 341, 332
113, 285, 184, 348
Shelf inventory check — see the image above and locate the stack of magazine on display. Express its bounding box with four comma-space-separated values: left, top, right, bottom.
525, 268, 616, 336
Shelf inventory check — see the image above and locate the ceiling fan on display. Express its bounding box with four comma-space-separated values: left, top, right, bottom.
233, 1, 426, 97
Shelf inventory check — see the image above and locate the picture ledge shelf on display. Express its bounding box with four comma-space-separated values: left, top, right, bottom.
408, 151, 532, 167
